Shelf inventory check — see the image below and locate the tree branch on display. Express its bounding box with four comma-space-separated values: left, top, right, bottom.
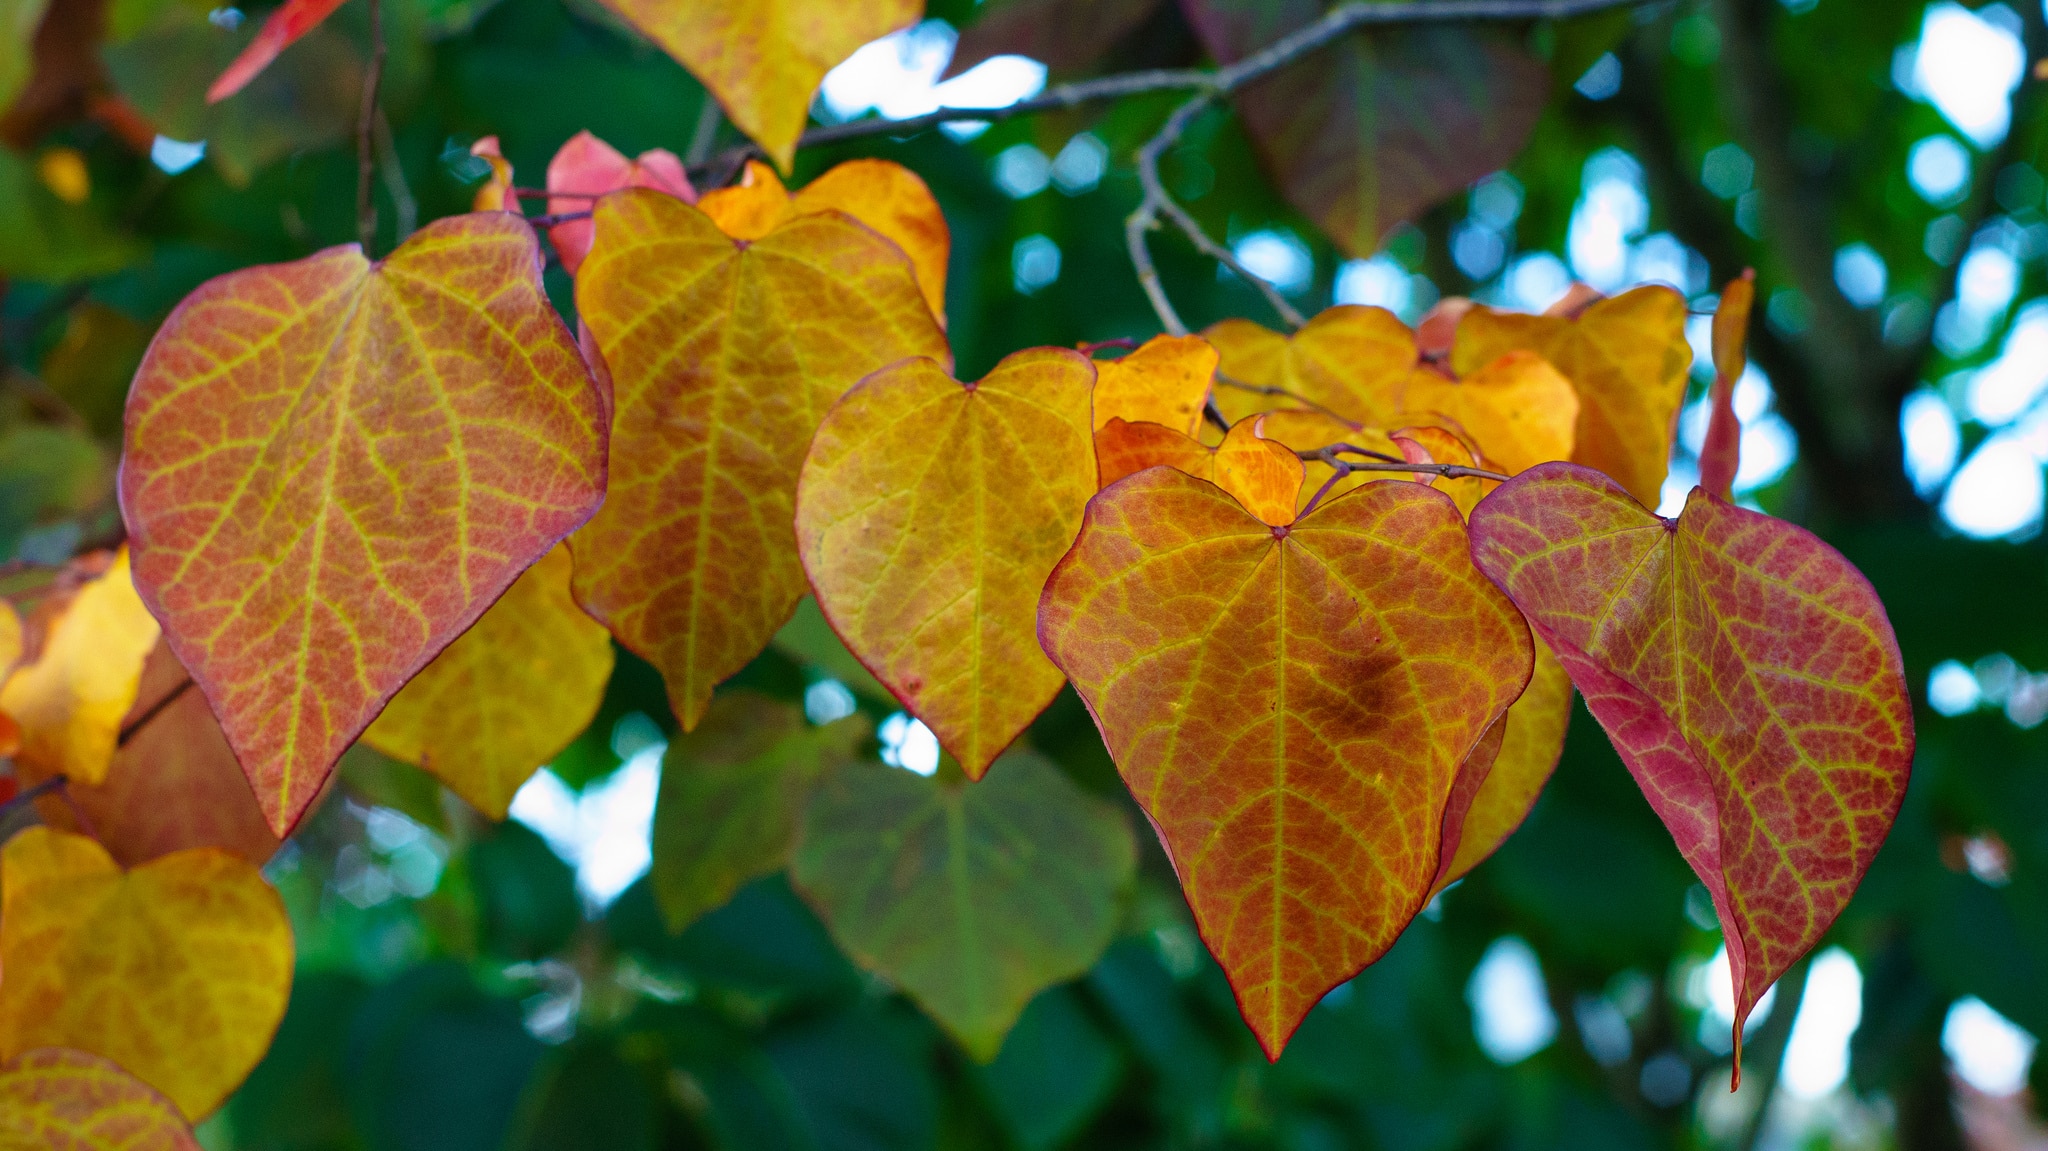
698, 0, 1655, 176
355, 0, 387, 253
117, 675, 193, 747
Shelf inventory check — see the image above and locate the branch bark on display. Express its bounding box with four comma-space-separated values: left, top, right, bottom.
355, 0, 387, 253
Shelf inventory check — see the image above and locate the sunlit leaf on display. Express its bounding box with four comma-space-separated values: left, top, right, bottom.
1213, 417, 1304, 527
700, 159, 950, 324
571, 188, 947, 731
651, 691, 868, 932
1091, 334, 1215, 438
34, 640, 280, 868
1390, 424, 1491, 519
1093, 417, 1216, 488
1039, 470, 1532, 1056
546, 130, 695, 276
1180, 0, 1547, 255
595, 0, 921, 170
1398, 350, 1578, 476
1204, 307, 1413, 426
791, 752, 1137, 1061
0, 827, 294, 1119
796, 348, 1094, 776
1468, 462, 1912, 1067
121, 213, 609, 835
0, 1048, 199, 1151
1452, 286, 1691, 507
1435, 638, 1572, 889
0, 549, 160, 787
364, 545, 614, 820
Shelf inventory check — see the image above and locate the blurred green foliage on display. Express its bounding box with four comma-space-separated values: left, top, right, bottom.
2, 0, 2046, 1146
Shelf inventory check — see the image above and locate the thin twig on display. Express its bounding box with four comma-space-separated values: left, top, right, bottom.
1213, 372, 1356, 423
117, 676, 193, 747
355, 0, 387, 253
1126, 92, 1213, 335
1165, 194, 1307, 328
1332, 459, 1510, 483
373, 107, 416, 243
1297, 445, 1510, 517
525, 210, 594, 228
699, 0, 1653, 175
0, 774, 68, 822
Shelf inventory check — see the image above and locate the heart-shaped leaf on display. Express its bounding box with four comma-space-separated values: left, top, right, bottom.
791, 752, 1137, 1061
571, 188, 947, 731
0, 827, 294, 1119
1091, 334, 1216, 438
121, 213, 609, 834
1451, 286, 1691, 507
0, 1048, 198, 1151
365, 544, 615, 820
651, 691, 870, 932
1467, 463, 1912, 1065
1205, 306, 1414, 426
1039, 470, 1532, 1056
795, 348, 1095, 776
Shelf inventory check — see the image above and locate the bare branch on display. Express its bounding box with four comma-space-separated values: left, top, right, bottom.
1126, 92, 1214, 335
373, 107, 415, 243
698, 0, 1655, 175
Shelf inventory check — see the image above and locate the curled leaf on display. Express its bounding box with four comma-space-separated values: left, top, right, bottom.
571, 188, 946, 730
1040, 470, 1531, 1056
0, 827, 294, 1119
121, 213, 609, 834
796, 348, 1096, 776
1700, 271, 1756, 502
1468, 463, 1912, 1073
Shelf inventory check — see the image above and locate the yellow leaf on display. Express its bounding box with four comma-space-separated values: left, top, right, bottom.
0, 827, 293, 1120
796, 348, 1096, 776
0, 550, 161, 786
597, 0, 922, 171
701, 159, 950, 324
1205, 306, 1415, 426
572, 189, 948, 730
364, 545, 613, 819
1436, 639, 1572, 888
1397, 350, 1578, 476
1091, 334, 1216, 437
1451, 285, 1690, 507
1251, 410, 1404, 513
1213, 418, 1303, 527
0, 600, 19, 678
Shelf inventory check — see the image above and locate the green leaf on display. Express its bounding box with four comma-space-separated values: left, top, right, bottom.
651, 691, 870, 933
791, 751, 1137, 1061
972, 986, 1125, 1151
0, 151, 141, 282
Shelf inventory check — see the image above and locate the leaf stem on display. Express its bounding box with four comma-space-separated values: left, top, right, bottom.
117, 675, 194, 748
1213, 372, 1357, 423
1296, 445, 1511, 517
355, 0, 387, 254
0, 774, 68, 823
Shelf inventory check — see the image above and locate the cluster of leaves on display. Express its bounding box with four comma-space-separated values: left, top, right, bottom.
0, 0, 2000, 1144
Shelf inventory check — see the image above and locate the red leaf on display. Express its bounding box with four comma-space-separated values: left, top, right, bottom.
205, 0, 349, 104
1699, 271, 1756, 502
1468, 463, 1912, 1078
546, 130, 695, 276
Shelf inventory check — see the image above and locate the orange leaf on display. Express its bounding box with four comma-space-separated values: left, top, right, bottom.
1397, 349, 1578, 476
1700, 271, 1756, 502
1451, 285, 1691, 507
1204, 306, 1415, 426
469, 137, 518, 213
796, 348, 1096, 776
364, 544, 613, 819
1470, 463, 1912, 1074
1092, 334, 1216, 437
597, 0, 921, 171
204, 0, 346, 103
0, 599, 19, 677
701, 159, 950, 324
33, 640, 280, 868
1213, 417, 1303, 527
0, 1048, 198, 1151
1039, 470, 1532, 1056
1390, 424, 1492, 519
1434, 638, 1572, 890
546, 130, 695, 275
1094, 417, 1217, 488
120, 214, 609, 835
1252, 411, 1412, 512
0, 827, 294, 1119
571, 188, 947, 730
0, 549, 160, 787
